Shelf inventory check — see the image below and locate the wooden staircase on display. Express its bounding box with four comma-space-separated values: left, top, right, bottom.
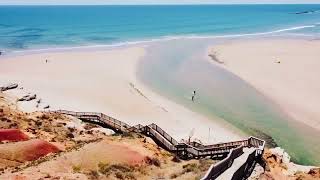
52, 110, 265, 179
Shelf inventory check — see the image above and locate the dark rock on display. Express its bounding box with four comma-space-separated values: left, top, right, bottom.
0, 83, 18, 91
35, 121, 42, 126
66, 133, 74, 138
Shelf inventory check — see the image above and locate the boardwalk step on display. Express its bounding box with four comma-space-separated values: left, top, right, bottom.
52, 110, 265, 180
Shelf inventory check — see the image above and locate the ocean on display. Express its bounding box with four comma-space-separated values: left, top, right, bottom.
1, 5, 320, 165
0, 5, 319, 51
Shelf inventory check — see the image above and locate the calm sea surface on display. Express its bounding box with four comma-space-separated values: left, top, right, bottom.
0, 5, 319, 50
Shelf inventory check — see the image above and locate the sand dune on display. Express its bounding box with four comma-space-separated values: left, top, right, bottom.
209, 39, 320, 132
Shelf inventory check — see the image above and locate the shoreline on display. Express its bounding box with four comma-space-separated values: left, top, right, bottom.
0, 45, 242, 145
1, 25, 318, 59
132, 35, 320, 165
207, 38, 320, 165
208, 38, 320, 133
1, 36, 320, 165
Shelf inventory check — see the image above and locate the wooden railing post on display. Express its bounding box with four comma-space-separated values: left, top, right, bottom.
55, 110, 266, 180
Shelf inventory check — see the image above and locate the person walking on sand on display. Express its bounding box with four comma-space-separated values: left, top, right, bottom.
191, 90, 196, 102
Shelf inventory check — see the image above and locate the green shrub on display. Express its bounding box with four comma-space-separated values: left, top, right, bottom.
121, 132, 135, 138
144, 156, 161, 167
72, 165, 81, 173
109, 164, 133, 173
98, 162, 136, 179
115, 171, 124, 179
87, 170, 99, 179
98, 162, 110, 175
115, 171, 136, 180
170, 173, 179, 179
198, 159, 214, 171
182, 163, 198, 173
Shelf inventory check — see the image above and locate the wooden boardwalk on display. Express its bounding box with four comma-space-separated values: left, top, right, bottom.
216, 148, 256, 180
53, 110, 265, 179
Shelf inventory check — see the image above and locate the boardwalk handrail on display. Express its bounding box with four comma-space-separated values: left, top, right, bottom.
127, 124, 145, 132
146, 126, 177, 151
201, 137, 265, 180
53, 110, 265, 154
248, 136, 265, 156
55, 110, 131, 132
231, 148, 258, 180
52, 110, 265, 179
149, 123, 179, 145
201, 145, 244, 180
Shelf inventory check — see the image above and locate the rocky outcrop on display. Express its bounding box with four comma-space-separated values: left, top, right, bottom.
18, 94, 36, 101
0, 83, 18, 92
258, 148, 320, 180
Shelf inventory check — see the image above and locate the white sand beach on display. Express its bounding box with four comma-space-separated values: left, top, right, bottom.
0, 46, 241, 144
209, 39, 320, 132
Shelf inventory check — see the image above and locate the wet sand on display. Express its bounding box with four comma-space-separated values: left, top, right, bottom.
0, 46, 240, 145
137, 38, 320, 165
210, 39, 320, 133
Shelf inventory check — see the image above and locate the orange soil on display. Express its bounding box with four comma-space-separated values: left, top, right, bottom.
0, 129, 29, 142
0, 139, 60, 162
99, 143, 146, 165
58, 139, 147, 170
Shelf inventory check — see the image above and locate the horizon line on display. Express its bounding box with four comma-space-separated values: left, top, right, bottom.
1, 3, 320, 5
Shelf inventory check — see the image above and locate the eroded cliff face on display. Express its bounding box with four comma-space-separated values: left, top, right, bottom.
0, 91, 215, 179
258, 148, 320, 180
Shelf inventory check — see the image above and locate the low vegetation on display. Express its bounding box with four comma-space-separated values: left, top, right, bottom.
170, 159, 215, 179
72, 165, 81, 173
144, 156, 161, 167
98, 162, 137, 179
0, 92, 217, 179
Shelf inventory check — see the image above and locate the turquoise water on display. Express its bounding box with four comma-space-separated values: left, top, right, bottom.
0, 5, 320, 51
137, 39, 320, 166
1, 5, 320, 165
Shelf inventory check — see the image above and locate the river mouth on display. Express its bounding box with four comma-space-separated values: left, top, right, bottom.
137, 37, 320, 166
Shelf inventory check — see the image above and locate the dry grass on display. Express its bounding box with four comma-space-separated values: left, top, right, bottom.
0, 92, 216, 180
72, 165, 81, 173
169, 159, 215, 179
98, 162, 137, 179
144, 156, 161, 167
